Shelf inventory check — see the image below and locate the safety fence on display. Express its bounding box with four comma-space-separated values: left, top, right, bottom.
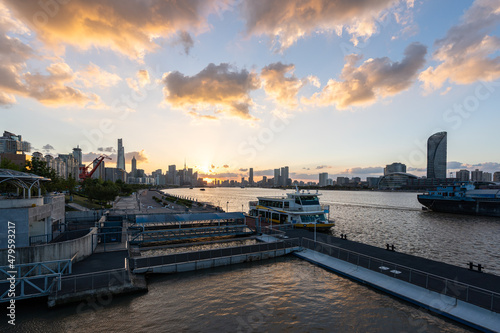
301, 238, 500, 313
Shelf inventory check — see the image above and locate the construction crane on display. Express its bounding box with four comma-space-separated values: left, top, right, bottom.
79, 155, 111, 181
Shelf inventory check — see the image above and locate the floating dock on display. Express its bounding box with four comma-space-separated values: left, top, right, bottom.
284, 229, 500, 333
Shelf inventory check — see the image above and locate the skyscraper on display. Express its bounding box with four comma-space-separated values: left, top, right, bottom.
281, 166, 289, 186
274, 169, 280, 186
131, 156, 137, 177
249, 168, 254, 186
117, 138, 125, 171
72, 145, 82, 167
319, 172, 328, 187
384, 162, 406, 175
427, 132, 447, 179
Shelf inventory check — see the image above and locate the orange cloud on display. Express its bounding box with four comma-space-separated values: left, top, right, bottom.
0, 6, 107, 108
419, 0, 500, 92
76, 63, 122, 88
261, 62, 317, 108
5, 0, 229, 59
304, 42, 427, 109
162, 63, 260, 120
240, 0, 402, 51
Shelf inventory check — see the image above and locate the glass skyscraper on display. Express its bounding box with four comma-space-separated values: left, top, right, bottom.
117, 138, 125, 171
427, 132, 447, 179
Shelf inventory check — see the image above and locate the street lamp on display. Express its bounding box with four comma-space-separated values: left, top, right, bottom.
226, 201, 229, 212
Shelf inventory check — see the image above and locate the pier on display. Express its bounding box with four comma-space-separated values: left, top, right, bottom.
282, 229, 500, 333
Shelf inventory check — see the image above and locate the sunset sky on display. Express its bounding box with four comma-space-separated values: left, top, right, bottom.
1, 0, 500, 181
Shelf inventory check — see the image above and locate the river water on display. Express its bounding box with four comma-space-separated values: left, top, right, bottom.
165, 187, 500, 276
5, 188, 499, 332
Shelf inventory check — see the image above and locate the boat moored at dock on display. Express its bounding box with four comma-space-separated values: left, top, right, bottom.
248, 187, 334, 230
417, 182, 500, 217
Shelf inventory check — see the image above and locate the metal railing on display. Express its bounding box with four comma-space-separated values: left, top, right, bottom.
301, 238, 500, 313
29, 229, 93, 246
50, 269, 130, 296
0, 273, 60, 302
129, 225, 253, 244
132, 238, 301, 270
0, 259, 72, 279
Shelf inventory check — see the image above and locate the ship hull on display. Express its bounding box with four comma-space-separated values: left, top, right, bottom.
418, 196, 500, 217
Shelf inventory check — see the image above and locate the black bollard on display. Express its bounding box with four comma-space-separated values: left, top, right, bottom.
468, 262, 474, 270
391, 244, 395, 252
386, 243, 390, 250
477, 264, 483, 273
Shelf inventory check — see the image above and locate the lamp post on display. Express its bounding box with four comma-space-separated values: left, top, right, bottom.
226, 201, 229, 212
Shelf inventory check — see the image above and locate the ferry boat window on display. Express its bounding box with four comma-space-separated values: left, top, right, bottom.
301, 214, 326, 222
299, 196, 320, 205
280, 214, 287, 223
284, 202, 289, 208
272, 213, 279, 221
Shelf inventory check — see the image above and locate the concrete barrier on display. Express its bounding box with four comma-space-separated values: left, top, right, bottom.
0, 228, 98, 266
137, 247, 298, 274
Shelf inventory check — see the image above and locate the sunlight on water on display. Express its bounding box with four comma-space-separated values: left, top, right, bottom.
167, 187, 500, 276
7, 258, 474, 333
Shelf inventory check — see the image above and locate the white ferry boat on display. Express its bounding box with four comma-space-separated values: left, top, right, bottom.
248, 188, 334, 230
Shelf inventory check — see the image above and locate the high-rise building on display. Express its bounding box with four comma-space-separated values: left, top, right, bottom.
131, 156, 137, 177
427, 132, 447, 179
274, 169, 280, 186
0, 131, 31, 153
471, 169, 483, 182
456, 169, 470, 181
117, 138, 125, 171
384, 162, 406, 175
281, 166, 289, 186
168, 164, 176, 185
482, 172, 492, 182
249, 168, 254, 186
319, 172, 328, 187
493, 172, 500, 182
72, 145, 82, 167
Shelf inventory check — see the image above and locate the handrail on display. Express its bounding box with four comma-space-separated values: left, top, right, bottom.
133, 238, 301, 270
303, 238, 500, 296
301, 238, 500, 312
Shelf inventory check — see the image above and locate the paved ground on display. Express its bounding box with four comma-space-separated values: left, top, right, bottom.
286, 228, 500, 294
71, 250, 128, 275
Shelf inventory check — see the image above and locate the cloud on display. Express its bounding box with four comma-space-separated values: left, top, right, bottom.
173, 31, 195, 55
343, 166, 384, 174
126, 150, 148, 163
76, 63, 122, 88
254, 169, 274, 176
42, 144, 55, 151
5, 0, 229, 59
419, 0, 500, 92
23, 62, 101, 107
316, 165, 331, 170
162, 63, 260, 120
239, 168, 248, 172
126, 69, 152, 94
261, 62, 317, 107
0, 7, 104, 109
240, 0, 404, 51
447, 161, 467, 169
447, 161, 500, 173
223, 164, 229, 168
304, 42, 427, 109
98, 147, 115, 153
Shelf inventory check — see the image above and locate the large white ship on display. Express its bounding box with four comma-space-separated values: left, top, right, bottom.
248, 188, 334, 230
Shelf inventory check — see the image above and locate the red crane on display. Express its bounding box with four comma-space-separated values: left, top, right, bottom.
79, 155, 111, 181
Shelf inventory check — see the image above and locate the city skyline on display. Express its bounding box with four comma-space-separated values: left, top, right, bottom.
1, 1, 500, 181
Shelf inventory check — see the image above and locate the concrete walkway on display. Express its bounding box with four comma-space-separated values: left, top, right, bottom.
295, 248, 500, 333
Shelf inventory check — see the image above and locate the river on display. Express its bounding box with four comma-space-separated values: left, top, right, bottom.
5, 187, 498, 332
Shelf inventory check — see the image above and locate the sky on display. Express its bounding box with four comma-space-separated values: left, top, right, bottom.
1, 0, 500, 182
